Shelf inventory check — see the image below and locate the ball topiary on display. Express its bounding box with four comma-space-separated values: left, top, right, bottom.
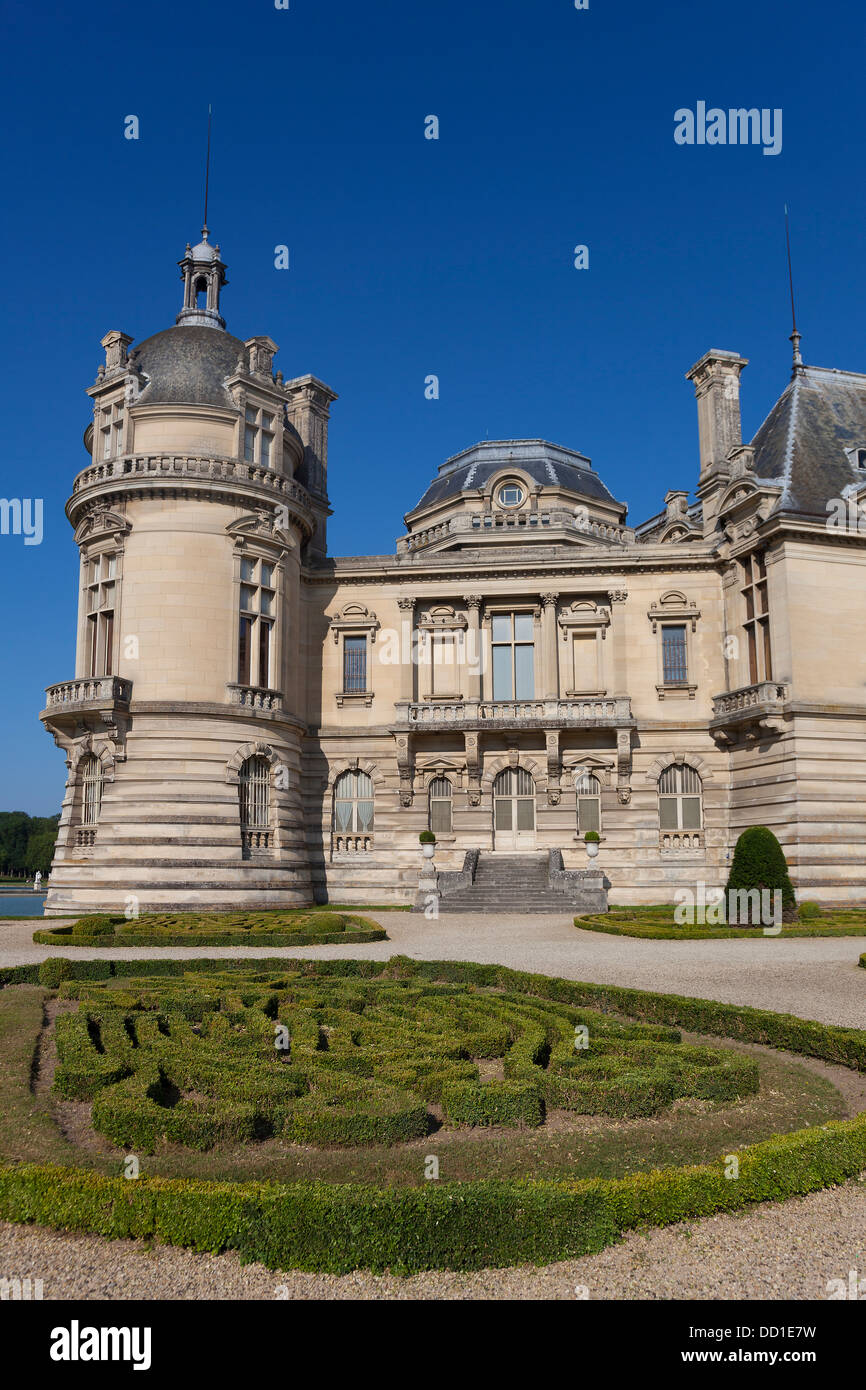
725, 826, 797, 924
584, 830, 600, 843
798, 900, 822, 920
419, 831, 436, 844
71, 914, 120, 938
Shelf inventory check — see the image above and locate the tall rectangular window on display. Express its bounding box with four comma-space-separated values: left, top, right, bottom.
491, 613, 535, 699
85, 555, 117, 677
343, 636, 367, 692
661, 625, 688, 684
237, 556, 276, 688
742, 552, 772, 683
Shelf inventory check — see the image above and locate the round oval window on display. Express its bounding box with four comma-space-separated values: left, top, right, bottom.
498, 484, 525, 507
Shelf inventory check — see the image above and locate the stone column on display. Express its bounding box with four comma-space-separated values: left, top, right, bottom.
463, 595, 482, 702
541, 593, 559, 699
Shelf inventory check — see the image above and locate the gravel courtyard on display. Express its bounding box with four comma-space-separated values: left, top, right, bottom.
1, 910, 864, 1299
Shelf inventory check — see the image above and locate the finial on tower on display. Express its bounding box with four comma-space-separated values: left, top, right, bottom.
176, 106, 228, 328
785, 204, 803, 370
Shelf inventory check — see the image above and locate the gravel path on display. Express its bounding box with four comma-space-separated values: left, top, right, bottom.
2, 911, 864, 1299
2, 1176, 864, 1300
2, 913, 864, 1029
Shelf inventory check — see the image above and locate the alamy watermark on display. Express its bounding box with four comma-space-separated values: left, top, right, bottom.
0, 498, 42, 545
674, 103, 782, 157
675, 883, 782, 931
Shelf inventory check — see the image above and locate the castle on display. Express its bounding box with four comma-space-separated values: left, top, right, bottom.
40, 229, 866, 913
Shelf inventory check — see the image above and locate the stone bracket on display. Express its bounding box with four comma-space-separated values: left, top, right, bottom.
616, 727, 633, 804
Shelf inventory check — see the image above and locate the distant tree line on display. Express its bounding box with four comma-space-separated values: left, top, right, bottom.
0, 812, 60, 879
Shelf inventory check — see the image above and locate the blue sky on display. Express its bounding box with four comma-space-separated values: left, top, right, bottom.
1, 0, 863, 814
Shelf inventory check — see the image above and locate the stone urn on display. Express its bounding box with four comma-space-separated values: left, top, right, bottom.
585, 838, 600, 860
422, 841, 436, 860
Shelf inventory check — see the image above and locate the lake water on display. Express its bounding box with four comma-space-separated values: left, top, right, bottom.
0, 893, 47, 917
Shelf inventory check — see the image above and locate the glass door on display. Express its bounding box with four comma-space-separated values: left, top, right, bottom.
493, 768, 536, 850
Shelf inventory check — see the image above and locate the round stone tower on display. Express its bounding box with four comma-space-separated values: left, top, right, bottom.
40, 229, 336, 915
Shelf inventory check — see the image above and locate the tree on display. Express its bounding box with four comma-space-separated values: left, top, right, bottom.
25, 828, 58, 878
725, 826, 797, 924
0, 812, 32, 875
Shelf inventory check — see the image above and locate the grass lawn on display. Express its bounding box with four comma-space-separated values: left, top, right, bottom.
578, 905, 866, 939
33, 909, 388, 948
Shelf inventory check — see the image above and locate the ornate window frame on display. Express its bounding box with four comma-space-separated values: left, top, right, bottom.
417, 605, 468, 701
226, 515, 290, 703
647, 591, 700, 700
74, 508, 131, 682
557, 600, 610, 696
329, 603, 380, 708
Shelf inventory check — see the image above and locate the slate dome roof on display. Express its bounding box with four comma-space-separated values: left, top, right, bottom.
132, 325, 246, 410
407, 439, 625, 516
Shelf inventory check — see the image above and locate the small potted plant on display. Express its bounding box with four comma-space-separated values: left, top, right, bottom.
584, 830, 600, 860
419, 831, 436, 860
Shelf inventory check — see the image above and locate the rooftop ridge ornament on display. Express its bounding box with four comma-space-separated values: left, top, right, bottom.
785, 204, 803, 370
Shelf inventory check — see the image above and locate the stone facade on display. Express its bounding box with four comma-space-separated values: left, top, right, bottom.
39, 235, 866, 912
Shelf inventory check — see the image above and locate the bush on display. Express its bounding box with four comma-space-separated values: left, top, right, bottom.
37, 958, 73, 989
584, 831, 600, 843
419, 831, 436, 844
725, 827, 797, 923
71, 914, 121, 938
798, 901, 822, 920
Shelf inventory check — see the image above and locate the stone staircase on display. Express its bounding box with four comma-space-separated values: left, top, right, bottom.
435, 851, 606, 914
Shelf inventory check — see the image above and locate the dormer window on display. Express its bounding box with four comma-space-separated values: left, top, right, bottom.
100, 403, 124, 460
244, 406, 275, 466
497, 484, 525, 508
857, 450, 866, 469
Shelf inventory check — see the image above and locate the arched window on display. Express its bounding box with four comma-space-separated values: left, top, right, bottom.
428, 777, 453, 834
333, 770, 374, 834
575, 772, 601, 834
658, 763, 702, 831
80, 754, 103, 826
239, 755, 270, 834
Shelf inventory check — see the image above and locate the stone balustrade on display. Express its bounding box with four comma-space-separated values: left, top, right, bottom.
405, 696, 632, 728
227, 684, 284, 712
44, 677, 133, 707
68, 454, 315, 527
712, 681, 789, 718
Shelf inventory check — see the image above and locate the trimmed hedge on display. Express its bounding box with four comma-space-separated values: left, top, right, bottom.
33, 910, 387, 949
45, 964, 749, 1151
2, 956, 866, 1272
577, 908, 866, 940
1, 1109, 865, 1273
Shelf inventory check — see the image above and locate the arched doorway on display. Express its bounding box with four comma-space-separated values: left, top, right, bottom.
493, 767, 536, 850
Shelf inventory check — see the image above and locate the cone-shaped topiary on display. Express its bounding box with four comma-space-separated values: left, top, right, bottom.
725, 826, 797, 924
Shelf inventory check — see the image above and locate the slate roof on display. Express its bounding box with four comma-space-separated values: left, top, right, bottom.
407, 440, 624, 516
132, 326, 247, 409
750, 365, 866, 518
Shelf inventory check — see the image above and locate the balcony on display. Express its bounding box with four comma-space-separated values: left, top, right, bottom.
404, 696, 633, 730
710, 681, 789, 744
41, 676, 133, 744
227, 684, 284, 713
44, 676, 132, 709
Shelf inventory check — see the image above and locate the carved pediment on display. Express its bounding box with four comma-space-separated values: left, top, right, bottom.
74, 508, 132, 548
329, 603, 380, 643
227, 512, 295, 551
647, 590, 700, 633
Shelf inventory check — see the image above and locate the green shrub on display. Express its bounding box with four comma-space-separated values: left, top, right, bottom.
725, 827, 797, 923
419, 831, 436, 844
584, 830, 600, 843
37, 958, 73, 988
798, 901, 822, 920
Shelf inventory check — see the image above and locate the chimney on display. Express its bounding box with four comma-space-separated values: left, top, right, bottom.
685, 350, 749, 481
